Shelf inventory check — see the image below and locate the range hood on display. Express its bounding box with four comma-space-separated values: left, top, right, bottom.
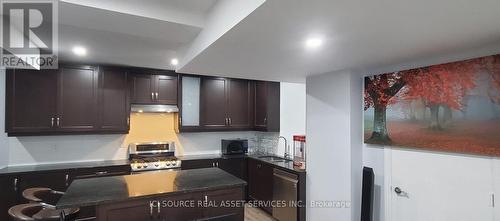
131, 104, 179, 113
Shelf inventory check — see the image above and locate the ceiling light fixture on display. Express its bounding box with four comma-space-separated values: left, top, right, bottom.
171, 58, 179, 66
72, 46, 87, 56
305, 37, 323, 49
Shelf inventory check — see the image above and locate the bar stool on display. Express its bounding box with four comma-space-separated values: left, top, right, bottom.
23, 188, 65, 204
8, 203, 80, 221
8, 188, 80, 221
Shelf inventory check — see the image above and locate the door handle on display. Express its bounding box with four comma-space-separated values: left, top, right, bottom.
394, 187, 409, 197
394, 187, 402, 194
51, 117, 54, 127
151, 92, 154, 101
56, 117, 60, 127
155, 92, 158, 100
228, 118, 232, 125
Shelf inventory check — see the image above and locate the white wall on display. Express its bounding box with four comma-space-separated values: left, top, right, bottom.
0, 68, 9, 168
278, 82, 306, 156
306, 71, 361, 220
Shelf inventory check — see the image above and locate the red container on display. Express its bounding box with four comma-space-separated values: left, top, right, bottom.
293, 135, 306, 170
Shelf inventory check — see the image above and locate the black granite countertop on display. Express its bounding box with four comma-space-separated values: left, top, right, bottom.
56, 167, 246, 209
0, 159, 130, 176
246, 155, 306, 174
178, 154, 306, 174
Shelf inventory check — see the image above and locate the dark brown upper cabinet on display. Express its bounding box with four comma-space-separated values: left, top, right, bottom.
129, 70, 178, 105
254, 81, 280, 132
200, 77, 228, 129
5, 64, 130, 136
6, 69, 58, 133
199, 76, 254, 130
57, 65, 99, 132
97, 67, 130, 132
227, 78, 254, 129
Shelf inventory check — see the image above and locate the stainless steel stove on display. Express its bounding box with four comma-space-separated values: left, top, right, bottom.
128, 141, 181, 172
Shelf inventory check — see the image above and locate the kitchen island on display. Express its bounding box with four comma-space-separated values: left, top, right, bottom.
56, 168, 246, 221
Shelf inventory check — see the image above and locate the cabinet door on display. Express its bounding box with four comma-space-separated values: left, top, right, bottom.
155, 74, 178, 105
181, 159, 216, 170
96, 199, 154, 221
254, 81, 268, 128
200, 77, 228, 128
159, 192, 203, 221
248, 159, 274, 213
180, 76, 201, 127
0, 176, 20, 221
98, 67, 129, 132
6, 69, 58, 133
57, 65, 98, 131
227, 79, 252, 129
218, 158, 246, 180
130, 74, 154, 104
254, 81, 280, 132
203, 187, 244, 220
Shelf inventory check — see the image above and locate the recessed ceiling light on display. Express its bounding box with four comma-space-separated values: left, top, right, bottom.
72, 46, 87, 56
171, 58, 179, 66
305, 37, 323, 49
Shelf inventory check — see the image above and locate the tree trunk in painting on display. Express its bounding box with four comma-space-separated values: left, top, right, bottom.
442, 105, 453, 127
429, 104, 442, 130
369, 105, 391, 143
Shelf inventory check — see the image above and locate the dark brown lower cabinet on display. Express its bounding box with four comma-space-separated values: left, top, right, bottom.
181, 159, 217, 170
0, 176, 20, 221
96, 187, 244, 221
181, 158, 247, 180
247, 158, 274, 214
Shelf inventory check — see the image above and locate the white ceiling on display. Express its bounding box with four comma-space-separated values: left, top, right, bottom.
55, 0, 500, 82
57, 0, 217, 69
179, 0, 500, 82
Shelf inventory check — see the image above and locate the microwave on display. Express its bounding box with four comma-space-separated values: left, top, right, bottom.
221, 139, 248, 155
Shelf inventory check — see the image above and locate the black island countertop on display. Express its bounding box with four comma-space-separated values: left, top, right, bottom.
56, 167, 246, 209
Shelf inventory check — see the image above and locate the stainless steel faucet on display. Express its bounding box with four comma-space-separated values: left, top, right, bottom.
278, 136, 291, 160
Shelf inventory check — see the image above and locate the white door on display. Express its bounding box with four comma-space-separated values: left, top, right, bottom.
390, 149, 494, 221
494, 158, 500, 220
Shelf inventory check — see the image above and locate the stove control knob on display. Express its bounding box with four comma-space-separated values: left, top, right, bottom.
166, 162, 172, 166
136, 164, 142, 169
154, 164, 159, 167
143, 164, 148, 168
171, 161, 177, 166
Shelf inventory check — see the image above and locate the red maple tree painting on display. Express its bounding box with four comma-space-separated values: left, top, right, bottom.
364, 54, 500, 157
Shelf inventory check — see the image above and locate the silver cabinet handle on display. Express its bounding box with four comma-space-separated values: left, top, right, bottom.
51, 117, 54, 127
56, 117, 60, 127
157, 201, 161, 215
13, 178, 18, 191
149, 202, 153, 217
155, 92, 158, 100
229, 118, 232, 125
264, 117, 267, 124
151, 92, 154, 101
212, 162, 215, 167
95, 171, 108, 176
65, 174, 69, 187
204, 195, 208, 203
